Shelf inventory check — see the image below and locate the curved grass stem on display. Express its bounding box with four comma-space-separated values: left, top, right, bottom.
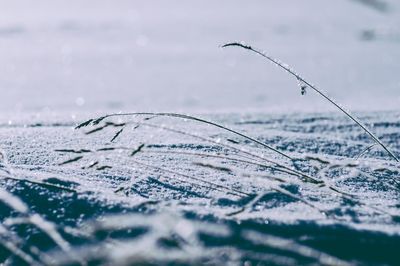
76, 112, 292, 160
222, 42, 399, 163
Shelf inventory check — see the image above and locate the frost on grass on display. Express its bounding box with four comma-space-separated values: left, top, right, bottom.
0, 111, 399, 265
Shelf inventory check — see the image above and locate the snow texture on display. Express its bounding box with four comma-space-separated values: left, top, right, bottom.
0, 111, 399, 265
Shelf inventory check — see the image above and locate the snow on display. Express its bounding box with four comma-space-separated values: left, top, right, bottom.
1, 111, 400, 264
0, 1, 399, 265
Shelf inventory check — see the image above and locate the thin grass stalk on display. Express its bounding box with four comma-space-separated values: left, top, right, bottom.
73, 117, 397, 219
76, 112, 292, 160
56, 145, 251, 197
1, 173, 77, 193
115, 120, 321, 184
128, 159, 252, 197
228, 185, 324, 217
92, 146, 395, 218
222, 42, 399, 162
76, 118, 322, 184
144, 149, 359, 197
139, 121, 323, 184
74, 118, 378, 201
145, 149, 302, 179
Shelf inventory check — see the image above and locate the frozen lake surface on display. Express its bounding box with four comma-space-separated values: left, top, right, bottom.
0, 0, 400, 265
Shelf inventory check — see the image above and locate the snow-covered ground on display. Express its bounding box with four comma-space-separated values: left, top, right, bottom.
1, 111, 399, 265
0, 1, 399, 265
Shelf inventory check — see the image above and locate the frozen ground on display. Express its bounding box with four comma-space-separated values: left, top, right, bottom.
0, 111, 400, 265
0, 0, 400, 265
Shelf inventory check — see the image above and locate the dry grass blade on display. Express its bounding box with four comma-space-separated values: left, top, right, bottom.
55, 149, 92, 154
355, 143, 377, 159
111, 128, 124, 142
58, 156, 84, 166
130, 144, 145, 156
193, 161, 233, 173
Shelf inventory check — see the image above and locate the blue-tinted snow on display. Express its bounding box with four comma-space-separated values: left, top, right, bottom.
0, 1, 399, 265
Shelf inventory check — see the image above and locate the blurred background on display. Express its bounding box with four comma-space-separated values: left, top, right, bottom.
0, 0, 399, 114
